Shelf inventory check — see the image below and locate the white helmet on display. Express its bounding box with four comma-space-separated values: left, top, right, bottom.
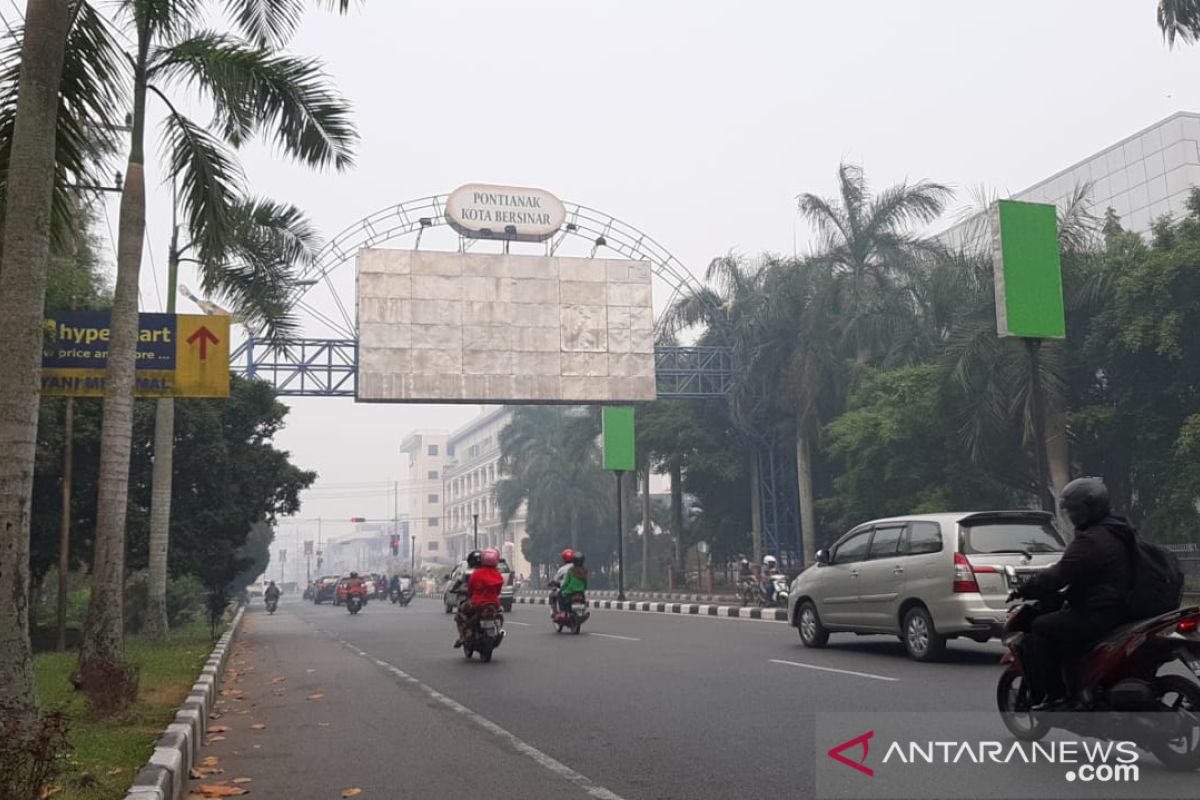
763, 555, 778, 568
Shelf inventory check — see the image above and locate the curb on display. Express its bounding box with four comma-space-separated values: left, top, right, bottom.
520, 590, 740, 603
124, 605, 247, 800
514, 594, 789, 621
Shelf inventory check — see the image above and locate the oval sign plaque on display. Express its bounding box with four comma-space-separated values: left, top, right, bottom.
445, 183, 566, 243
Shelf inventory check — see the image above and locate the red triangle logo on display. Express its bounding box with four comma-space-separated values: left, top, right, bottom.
827, 730, 875, 777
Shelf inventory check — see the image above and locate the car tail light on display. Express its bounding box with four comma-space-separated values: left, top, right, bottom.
1179, 617, 1199, 634
953, 552, 980, 594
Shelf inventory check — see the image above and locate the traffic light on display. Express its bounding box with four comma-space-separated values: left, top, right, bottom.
390, 535, 399, 556
349, 516, 366, 523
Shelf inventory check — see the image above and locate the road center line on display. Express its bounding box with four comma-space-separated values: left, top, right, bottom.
505, 620, 532, 627
769, 658, 899, 682
589, 633, 640, 641
335, 638, 628, 800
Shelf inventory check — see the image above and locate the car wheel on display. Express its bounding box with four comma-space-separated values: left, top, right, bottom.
797, 601, 829, 648
902, 606, 946, 662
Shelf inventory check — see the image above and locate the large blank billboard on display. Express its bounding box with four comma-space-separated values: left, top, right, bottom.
356, 250, 656, 403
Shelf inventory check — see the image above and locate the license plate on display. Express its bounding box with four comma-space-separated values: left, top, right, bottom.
1007, 571, 1034, 589
481, 622, 498, 634
572, 604, 588, 613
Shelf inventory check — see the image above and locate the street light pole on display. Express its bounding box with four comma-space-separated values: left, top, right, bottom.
473, 513, 479, 550
410, 534, 416, 573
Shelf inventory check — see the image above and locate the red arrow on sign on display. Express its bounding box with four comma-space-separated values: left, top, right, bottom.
186, 325, 219, 361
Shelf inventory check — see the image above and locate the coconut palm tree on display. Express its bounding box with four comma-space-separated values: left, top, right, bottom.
78, 0, 357, 687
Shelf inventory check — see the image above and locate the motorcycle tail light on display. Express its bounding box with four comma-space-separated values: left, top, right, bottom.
1179, 617, 1199, 634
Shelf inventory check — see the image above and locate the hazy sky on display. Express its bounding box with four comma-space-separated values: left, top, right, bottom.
83, 1, 1200, 546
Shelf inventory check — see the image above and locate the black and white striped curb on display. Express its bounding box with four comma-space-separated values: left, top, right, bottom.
520, 589, 740, 603
515, 594, 789, 621
124, 605, 246, 800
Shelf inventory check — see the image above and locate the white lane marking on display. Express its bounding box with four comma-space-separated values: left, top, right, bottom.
588, 633, 640, 642
769, 658, 899, 682
336, 639, 627, 800
505, 620, 532, 627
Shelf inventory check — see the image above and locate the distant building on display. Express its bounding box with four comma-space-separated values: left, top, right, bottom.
944, 111, 1200, 248
441, 407, 531, 577
401, 432, 450, 566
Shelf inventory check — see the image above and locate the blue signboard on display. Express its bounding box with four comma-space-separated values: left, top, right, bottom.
42, 311, 177, 371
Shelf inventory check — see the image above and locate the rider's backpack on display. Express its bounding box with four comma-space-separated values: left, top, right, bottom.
1122, 528, 1185, 618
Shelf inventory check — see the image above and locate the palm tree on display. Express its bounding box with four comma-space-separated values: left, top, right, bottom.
145, 197, 321, 639
777, 163, 950, 561
79, 0, 357, 687
495, 407, 607, 571
660, 255, 772, 562
0, 0, 76, 719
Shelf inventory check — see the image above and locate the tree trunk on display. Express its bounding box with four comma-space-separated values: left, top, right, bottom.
0, 0, 73, 718
80, 38, 150, 680
670, 462, 684, 573
795, 428, 816, 567
748, 449, 763, 564
144, 397, 173, 640
640, 466, 651, 590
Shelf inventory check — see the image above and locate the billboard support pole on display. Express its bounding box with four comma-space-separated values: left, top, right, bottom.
615, 470, 626, 602
1026, 338, 1053, 512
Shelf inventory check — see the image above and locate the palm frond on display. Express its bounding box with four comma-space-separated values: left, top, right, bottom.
224, 0, 304, 48
1159, 0, 1200, 46
159, 107, 245, 264
153, 32, 357, 170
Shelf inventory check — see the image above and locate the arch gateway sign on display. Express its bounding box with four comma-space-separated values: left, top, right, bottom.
445, 183, 566, 242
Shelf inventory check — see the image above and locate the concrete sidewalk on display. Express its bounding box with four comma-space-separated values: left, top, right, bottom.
183, 602, 607, 800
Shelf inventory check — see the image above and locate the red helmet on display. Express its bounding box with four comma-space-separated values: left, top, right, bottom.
481, 548, 500, 568
561, 548, 575, 564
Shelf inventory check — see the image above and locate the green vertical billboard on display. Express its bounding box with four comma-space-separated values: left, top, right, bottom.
602, 406, 636, 472
991, 200, 1066, 339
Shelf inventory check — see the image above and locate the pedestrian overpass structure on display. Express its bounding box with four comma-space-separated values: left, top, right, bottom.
228, 193, 801, 563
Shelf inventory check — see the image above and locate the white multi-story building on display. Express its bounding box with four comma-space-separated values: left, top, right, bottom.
441, 407, 531, 578
401, 432, 450, 566
945, 110, 1200, 247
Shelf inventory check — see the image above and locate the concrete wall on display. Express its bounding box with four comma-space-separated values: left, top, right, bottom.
356, 250, 656, 403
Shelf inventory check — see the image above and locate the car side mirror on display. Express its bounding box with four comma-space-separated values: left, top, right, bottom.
815, 549, 830, 566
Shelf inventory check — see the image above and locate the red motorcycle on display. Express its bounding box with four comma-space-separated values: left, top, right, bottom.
997, 596, 1200, 770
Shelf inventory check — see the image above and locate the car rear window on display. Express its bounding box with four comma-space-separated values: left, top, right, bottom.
960, 520, 1065, 555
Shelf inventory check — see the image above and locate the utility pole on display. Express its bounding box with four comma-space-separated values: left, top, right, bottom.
56, 398, 74, 651
473, 513, 479, 551
393, 480, 399, 570
615, 471, 626, 601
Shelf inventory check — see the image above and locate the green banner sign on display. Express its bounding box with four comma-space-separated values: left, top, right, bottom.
602, 406, 636, 472
991, 200, 1066, 339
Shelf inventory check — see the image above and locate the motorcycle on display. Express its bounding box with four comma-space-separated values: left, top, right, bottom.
390, 585, 414, 606
265, 596, 278, 615
996, 594, 1200, 770
766, 573, 790, 608
553, 592, 590, 635
460, 604, 505, 662
738, 577, 759, 607
347, 592, 365, 615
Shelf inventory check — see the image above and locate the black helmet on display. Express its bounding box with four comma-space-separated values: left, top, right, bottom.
349, 571, 359, 578
1059, 477, 1111, 529
571, 551, 585, 566
466, 550, 483, 568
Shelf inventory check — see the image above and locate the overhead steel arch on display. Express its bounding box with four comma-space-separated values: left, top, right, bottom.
288, 194, 706, 339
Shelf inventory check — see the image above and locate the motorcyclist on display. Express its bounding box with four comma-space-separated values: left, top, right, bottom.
1012, 477, 1136, 709
559, 552, 588, 608
451, 551, 483, 598
549, 548, 575, 618
455, 548, 504, 647
761, 555, 781, 603
264, 581, 281, 604
346, 571, 367, 604
389, 574, 400, 597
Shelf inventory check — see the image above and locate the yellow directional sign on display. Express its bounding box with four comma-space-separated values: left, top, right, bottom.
41, 311, 230, 398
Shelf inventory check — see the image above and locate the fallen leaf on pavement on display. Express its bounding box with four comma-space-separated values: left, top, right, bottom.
209, 725, 231, 733
206, 736, 227, 742
341, 790, 362, 798
195, 784, 248, 797
189, 768, 223, 779
307, 693, 324, 701
232, 778, 252, 784
219, 690, 243, 698
201, 757, 220, 767
249, 723, 266, 730
269, 676, 285, 684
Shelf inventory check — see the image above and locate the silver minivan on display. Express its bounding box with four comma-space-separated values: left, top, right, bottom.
788, 511, 1065, 661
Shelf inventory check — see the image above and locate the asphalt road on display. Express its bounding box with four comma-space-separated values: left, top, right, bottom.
189, 596, 1200, 800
